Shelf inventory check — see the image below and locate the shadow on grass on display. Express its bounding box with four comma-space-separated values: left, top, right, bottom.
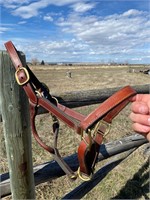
111, 158, 150, 200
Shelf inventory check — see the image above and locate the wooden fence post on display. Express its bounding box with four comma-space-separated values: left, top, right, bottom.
0, 98, 2, 122
0, 50, 35, 199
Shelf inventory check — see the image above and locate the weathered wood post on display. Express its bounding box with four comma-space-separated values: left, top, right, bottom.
0, 98, 2, 122
0, 50, 35, 199
66, 71, 72, 78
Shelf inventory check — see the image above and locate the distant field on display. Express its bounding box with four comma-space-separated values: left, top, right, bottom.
30, 64, 149, 93
1, 65, 150, 200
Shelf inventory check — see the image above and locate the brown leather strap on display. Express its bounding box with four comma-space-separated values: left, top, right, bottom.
4, 41, 78, 178
4, 41, 38, 104
4, 41, 82, 131
80, 86, 136, 131
30, 104, 76, 177
78, 86, 136, 178
58, 103, 85, 122
38, 97, 82, 133
5, 40, 137, 180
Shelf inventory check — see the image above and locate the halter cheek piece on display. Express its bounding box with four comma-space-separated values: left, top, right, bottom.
4, 41, 136, 181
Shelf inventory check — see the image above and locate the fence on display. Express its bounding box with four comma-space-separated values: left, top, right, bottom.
0, 51, 149, 199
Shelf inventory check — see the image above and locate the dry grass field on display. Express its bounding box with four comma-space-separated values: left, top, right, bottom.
1, 65, 150, 199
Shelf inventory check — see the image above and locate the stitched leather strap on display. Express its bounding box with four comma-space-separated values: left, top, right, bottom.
77, 86, 136, 177
81, 86, 136, 131
5, 40, 137, 180
4, 41, 80, 178
4, 41, 82, 132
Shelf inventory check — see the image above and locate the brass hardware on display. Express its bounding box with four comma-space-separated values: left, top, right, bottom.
15, 67, 29, 85
52, 96, 59, 105
94, 120, 111, 137
70, 174, 77, 180
35, 90, 43, 97
77, 167, 92, 181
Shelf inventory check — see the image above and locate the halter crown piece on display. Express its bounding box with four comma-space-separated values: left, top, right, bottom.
4, 41, 136, 181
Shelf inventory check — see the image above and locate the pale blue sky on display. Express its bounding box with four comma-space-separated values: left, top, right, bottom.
0, 0, 150, 64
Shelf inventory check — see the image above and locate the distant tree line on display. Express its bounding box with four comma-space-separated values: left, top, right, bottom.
29, 58, 147, 67
30, 58, 45, 65
41, 60, 45, 65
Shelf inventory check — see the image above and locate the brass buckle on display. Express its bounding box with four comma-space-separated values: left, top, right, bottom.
15, 67, 30, 85
94, 120, 111, 137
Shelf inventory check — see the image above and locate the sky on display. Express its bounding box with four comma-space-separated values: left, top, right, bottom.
0, 0, 150, 64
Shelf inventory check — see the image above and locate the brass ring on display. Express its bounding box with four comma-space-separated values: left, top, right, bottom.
52, 96, 59, 105
77, 167, 92, 181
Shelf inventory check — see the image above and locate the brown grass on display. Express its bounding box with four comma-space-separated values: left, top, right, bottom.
1, 65, 150, 199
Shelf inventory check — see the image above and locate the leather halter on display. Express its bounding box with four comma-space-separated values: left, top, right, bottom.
4, 41, 136, 181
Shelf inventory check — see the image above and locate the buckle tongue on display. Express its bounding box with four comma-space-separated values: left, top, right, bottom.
15, 67, 30, 85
